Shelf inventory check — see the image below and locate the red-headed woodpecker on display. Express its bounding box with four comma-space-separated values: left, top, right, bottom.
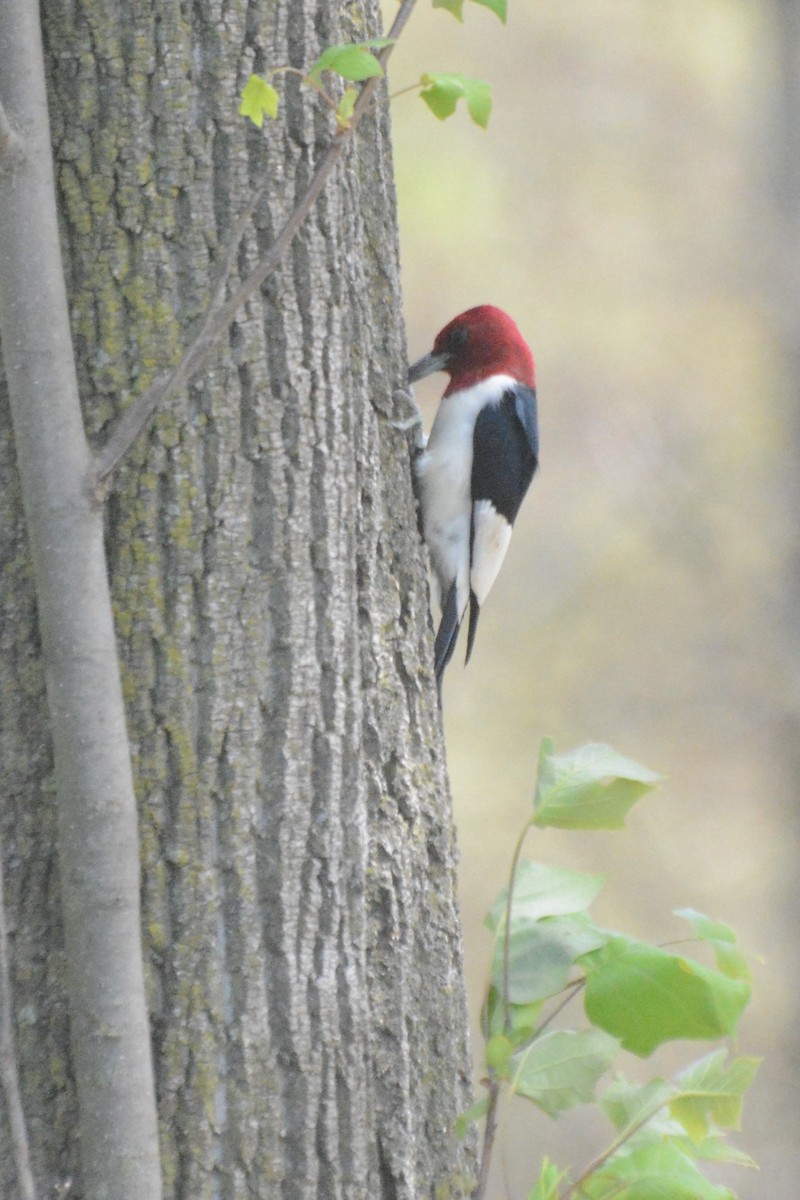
408, 305, 539, 685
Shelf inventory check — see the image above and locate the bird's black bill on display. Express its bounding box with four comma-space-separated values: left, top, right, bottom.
408, 349, 450, 384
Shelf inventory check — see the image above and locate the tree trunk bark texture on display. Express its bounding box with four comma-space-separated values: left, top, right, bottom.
0, 1, 475, 1197
0, 3, 161, 1196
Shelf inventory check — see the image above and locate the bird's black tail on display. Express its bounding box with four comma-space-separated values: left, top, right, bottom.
434, 581, 461, 687
464, 590, 480, 665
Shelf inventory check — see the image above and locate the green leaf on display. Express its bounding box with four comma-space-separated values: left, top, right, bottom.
433, 0, 507, 21
307, 41, 390, 85
600, 1077, 675, 1137
471, 0, 507, 20
486, 1034, 513, 1077
432, 0, 465, 19
526, 1157, 568, 1200
511, 1028, 620, 1117
582, 1143, 737, 1200
675, 1133, 758, 1169
671, 1049, 761, 1141
507, 997, 544, 1042
600, 1070, 760, 1171
486, 862, 606, 1004
419, 73, 492, 128
335, 86, 358, 128
534, 739, 661, 830
675, 908, 751, 981
481, 985, 543, 1041
486, 861, 605, 932
357, 37, 396, 50
239, 74, 279, 127
455, 1095, 488, 1139
581, 937, 751, 1056
491, 912, 606, 1005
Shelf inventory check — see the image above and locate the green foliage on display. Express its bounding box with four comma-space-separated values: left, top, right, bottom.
420, 72, 492, 127
335, 87, 358, 129
487, 861, 606, 929
306, 40, 392, 86
238, 40, 391, 130
239, 75, 279, 127
582, 937, 750, 1055
238, 4, 497, 132
486, 1032, 514, 1077
434, 0, 508, 22
534, 738, 661, 829
675, 908, 753, 982
511, 1029, 620, 1116
527, 1158, 567, 1200
491, 910, 604, 1006
466, 738, 759, 1200
672, 1051, 760, 1141
581, 1143, 737, 1200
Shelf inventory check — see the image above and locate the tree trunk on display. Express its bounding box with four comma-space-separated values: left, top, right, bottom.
0, 1, 475, 1197
0, 3, 161, 1197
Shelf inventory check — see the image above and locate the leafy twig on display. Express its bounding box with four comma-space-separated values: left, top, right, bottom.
472, 817, 532, 1199
501, 820, 531, 1032
561, 1099, 670, 1199
528, 977, 585, 1041
91, 0, 418, 490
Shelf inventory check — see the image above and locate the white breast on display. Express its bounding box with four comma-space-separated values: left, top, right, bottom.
414, 375, 514, 618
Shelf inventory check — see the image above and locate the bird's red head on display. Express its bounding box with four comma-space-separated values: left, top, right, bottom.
409, 305, 535, 395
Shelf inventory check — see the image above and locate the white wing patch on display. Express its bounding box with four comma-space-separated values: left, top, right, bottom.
415, 375, 514, 619
470, 499, 512, 606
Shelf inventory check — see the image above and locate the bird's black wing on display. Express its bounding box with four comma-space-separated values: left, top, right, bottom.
466, 385, 539, 662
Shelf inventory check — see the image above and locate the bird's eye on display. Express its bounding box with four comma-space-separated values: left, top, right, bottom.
447, 326, 469, 352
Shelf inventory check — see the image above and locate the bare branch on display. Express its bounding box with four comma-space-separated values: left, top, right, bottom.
91, 0, 418, 490
0, 843, 38, 1200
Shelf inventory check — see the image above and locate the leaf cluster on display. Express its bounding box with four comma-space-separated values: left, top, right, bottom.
468, 739, 759, 1200
434, 0, 507, 20
239, 0, 507, 131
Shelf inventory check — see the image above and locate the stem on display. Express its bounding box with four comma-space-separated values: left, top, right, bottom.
471, 818, 532, 1200
528, 978, 585, 1040
301, 75, 339, 110
471, 1076, 501, 1200
502, 820, 533, 1030
388, 81, 424, 100
562, 1098, 671, 1198
91, 0, 419, 488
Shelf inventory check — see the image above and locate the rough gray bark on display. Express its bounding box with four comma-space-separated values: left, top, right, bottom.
0, 3, 161, 1197
0, 1, 475, 1197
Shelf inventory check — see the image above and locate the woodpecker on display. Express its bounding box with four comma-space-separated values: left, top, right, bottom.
408, 305, 539, 685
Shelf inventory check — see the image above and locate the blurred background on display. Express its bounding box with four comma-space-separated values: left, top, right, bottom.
384, 1, 799, 1195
